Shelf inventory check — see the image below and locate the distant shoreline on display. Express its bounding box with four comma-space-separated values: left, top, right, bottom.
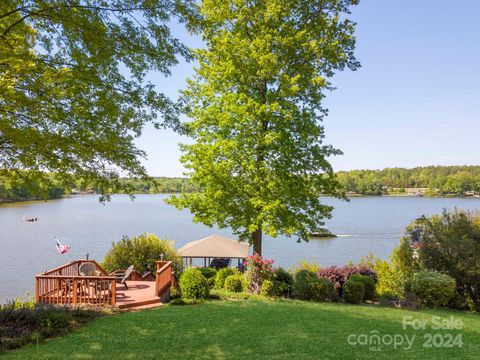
2, 192, 480, 206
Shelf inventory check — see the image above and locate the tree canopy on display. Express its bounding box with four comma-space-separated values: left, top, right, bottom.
0, 0, 189, 198
169, 0, 359, 254
336, 166, 480, 196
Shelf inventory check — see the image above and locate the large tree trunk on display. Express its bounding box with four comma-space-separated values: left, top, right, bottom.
252, 228, 262, 255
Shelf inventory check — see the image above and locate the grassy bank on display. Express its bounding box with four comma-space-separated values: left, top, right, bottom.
3, 300, 479, 359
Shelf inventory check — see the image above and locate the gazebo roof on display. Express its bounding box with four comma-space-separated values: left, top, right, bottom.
177, 235, 250, 258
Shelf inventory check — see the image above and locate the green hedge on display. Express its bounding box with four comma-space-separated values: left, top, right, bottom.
292, 270, 317, 300
349, 274, 376, 301
199, 267, 217, 279
179, 268, 210, 300
411, 271, 456, 308
224, 275, 244, 293
215, 268, 236, 289
292, 270, 335, 302
260, 280, 275, 297
343, 280, 365, 304
311, 278, 336, 302
272, 280, 287, 297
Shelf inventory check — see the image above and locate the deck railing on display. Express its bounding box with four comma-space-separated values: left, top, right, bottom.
155, 261, 173, 297
36, 260, 117, 306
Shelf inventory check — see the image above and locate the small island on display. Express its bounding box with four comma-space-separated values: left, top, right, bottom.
309, 229, 337, 238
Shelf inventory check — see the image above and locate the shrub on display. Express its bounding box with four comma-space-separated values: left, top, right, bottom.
360, 250, 414, 301
101, 233, 181, 274
179, 268, 209, 300
378, 291, 397, 305
169, 287, 181, 299
207, 277, 216, 289
292, 269, 317, 300
410, 271, 456, 308
349, 274, 376, 301
244, 254, 274, 293
373, 257, 405, 300
448, 290, 473, 311
311, 278, 336, 302
403, 210, 480, 311
317, 264, 376, 296
290, 260, 321, 273
199, 267, 217, 279
215, 267, 235, 289
343, 280, 365, 304
271, 267, 294, 297
0, 302, 102, 351
273, 267, 294, 286
224, 275, 244, 293
272, 280, 287, 297
38, 311, 72, 337
260, 280, 275, 297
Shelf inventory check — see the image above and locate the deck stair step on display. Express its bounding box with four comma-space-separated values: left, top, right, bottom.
118, 297, 163, 310
125, 301, 164, 311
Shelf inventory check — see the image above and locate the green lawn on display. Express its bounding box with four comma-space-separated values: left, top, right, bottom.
3, 300, 480, 360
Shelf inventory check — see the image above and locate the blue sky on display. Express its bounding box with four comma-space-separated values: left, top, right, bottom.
137, 0, 480, 177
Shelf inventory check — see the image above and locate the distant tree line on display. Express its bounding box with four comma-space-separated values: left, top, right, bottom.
2, 166, 479, 202
70, 177, 200, 195
0, 171, 65, 202
336, 166, 480, 196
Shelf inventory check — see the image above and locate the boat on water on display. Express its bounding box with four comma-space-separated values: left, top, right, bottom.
23, 217, 38, 222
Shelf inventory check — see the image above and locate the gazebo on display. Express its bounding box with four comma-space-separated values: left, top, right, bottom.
177, 235, 250, 268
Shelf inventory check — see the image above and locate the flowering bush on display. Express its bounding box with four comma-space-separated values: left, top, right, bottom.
317, 265, 377, 296
244, 254, 274, 293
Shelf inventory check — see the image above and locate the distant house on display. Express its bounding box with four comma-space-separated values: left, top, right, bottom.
405, 188, 428, 197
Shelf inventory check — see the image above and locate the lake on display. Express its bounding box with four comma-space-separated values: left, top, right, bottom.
1, 194, 479, 303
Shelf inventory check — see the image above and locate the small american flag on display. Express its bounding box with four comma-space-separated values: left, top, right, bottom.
55, 238, 71, 254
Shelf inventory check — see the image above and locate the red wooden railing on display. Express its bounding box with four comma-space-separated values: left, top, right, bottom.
155, 261, 173, 297
36, 260, 116, 305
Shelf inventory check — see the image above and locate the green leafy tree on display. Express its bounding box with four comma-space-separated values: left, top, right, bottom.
101, 233, 181, 274
399, 210, 480, 311
169, 0, 359, 254
0, 1, 189, 198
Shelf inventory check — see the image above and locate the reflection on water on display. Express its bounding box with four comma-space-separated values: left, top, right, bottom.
1, 194, 479, 303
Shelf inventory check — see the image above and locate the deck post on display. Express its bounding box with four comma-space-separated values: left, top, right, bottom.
35, 277, 39, 302
73, 280, 78, 305
111, 280, 116, 305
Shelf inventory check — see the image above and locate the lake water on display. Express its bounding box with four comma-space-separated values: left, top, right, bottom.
1, 194, 479, 303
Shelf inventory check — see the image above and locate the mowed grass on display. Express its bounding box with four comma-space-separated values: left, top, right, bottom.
3, 300, 480, 360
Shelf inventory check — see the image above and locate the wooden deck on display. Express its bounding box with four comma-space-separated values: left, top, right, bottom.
115, 281, 163, 310
36, 259, 173, 310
